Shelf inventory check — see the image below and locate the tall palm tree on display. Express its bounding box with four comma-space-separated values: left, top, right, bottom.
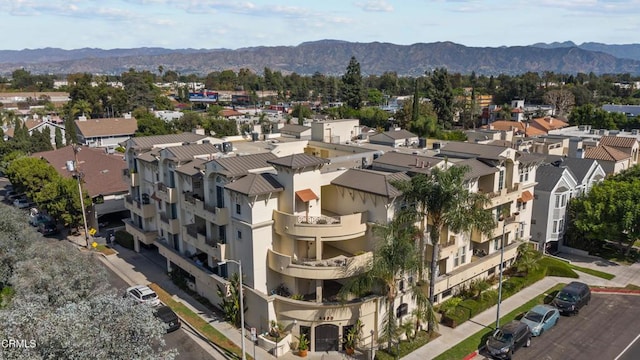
395, 165, 496, 333
339, 212, 419, 351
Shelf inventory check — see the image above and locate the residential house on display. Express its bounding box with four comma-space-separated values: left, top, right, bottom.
75, 115, 137, 148
368, 129, 419, 148
584, 145, 631, 175
531, 164, 577, 254
484, 117, 569, 137
33, 146, 129, 231
4, 118, 66, 148
597, 135, 639, 166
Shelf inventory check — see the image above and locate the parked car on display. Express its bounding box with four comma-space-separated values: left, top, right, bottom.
153, 305, 181, 333
38, 221, 60, 236
13, 198, 30, 209
6, 191, 24, 203
520, 304, 560, 336
125, 285, 161, 307
486, 320, 532, 359
551, 281, 591, 316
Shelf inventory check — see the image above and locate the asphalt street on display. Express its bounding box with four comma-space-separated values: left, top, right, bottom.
101, 262, 216, 360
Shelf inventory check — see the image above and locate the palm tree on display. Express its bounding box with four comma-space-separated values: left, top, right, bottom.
395, 165, 496, 333
339, 212, 419, 351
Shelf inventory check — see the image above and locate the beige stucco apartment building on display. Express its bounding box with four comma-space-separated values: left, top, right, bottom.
122, 131, 540, 353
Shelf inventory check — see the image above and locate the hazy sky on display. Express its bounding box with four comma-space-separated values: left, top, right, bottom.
1, 0, 639, 50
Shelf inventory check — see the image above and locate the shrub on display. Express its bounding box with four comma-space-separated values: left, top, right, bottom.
115, 230, 134, 250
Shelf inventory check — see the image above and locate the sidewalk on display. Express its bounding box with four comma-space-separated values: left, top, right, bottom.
69, 231, 640, 360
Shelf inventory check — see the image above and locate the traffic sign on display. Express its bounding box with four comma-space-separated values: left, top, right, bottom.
89, 228, 97, 236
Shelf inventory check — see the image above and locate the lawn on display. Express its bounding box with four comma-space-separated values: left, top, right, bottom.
433, 284, 566, 360
568, 264, 615, 280
148, 283, 249, 360
94, 244, 116, 256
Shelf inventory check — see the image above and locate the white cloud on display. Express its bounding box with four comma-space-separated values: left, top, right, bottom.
354, 0, 394, 12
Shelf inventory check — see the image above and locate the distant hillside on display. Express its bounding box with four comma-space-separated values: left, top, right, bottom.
1, 40, 640, 76
531, 41, 640, 61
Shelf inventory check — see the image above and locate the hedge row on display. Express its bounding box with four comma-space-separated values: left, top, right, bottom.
442, 257, 578, 327
115, 230, 134, 250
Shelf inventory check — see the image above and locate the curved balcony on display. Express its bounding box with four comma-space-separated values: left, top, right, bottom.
273, 210, 367, 241
273, 293, 379, 323
268, 249, 372, 280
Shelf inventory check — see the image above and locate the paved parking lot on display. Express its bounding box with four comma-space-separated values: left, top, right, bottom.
477, 294, 640, 360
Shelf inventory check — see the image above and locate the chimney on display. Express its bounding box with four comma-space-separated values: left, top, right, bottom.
415, 158, 419, 167
421, 161, 425, 168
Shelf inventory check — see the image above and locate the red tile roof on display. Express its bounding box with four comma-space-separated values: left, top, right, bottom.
599, 135, 638, 149
584, 145, 630, 162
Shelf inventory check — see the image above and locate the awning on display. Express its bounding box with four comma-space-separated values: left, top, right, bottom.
518, 190, 533, 203
295, 189, 318, 202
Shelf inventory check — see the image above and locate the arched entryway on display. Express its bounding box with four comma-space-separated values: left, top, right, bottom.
315, 324, 339, 352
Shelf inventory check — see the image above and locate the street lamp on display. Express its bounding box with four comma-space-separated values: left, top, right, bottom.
219, 259, 246, 360
67, 146, 90, 249
496, 213, 524, 330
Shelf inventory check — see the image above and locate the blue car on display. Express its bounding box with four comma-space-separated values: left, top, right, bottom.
520, 304, 560, 336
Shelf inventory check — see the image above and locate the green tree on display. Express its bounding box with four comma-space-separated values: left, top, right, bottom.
341, 56, 364, 109
428, 68, 455, 129
216, 272, 246, 328
291, 104, 312, 123
172, 111, 202, 132
339, 214, 420, 350
54, 127, 64, 148
394, 165, 495, 332
134, 109, 173, 136
570, 178, 640, 256
204, 118, 238, 137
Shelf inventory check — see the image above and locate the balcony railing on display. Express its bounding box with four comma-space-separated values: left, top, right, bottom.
274, 210, 367, 241
296, 215, 340, 225
268, 249, 372, 280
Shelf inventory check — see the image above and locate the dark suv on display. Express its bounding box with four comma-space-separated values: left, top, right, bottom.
486, 320, 532, 359
552, 281, 591, 315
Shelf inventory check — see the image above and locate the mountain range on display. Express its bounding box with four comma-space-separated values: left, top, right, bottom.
2, 40, 640, 76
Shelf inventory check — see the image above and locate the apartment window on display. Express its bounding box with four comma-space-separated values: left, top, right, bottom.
559, 219, 565, 232
498, 169, 505, 191
454, 252, 459, 267
553, 221, 558, 233
519, 167, 530, 183
236, 203, 241, 215
561, 194, 567, 207
237, 230, 242, 239
555, 195, 561, 208
493, 237, 501, 251
461, 246, 467, 264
